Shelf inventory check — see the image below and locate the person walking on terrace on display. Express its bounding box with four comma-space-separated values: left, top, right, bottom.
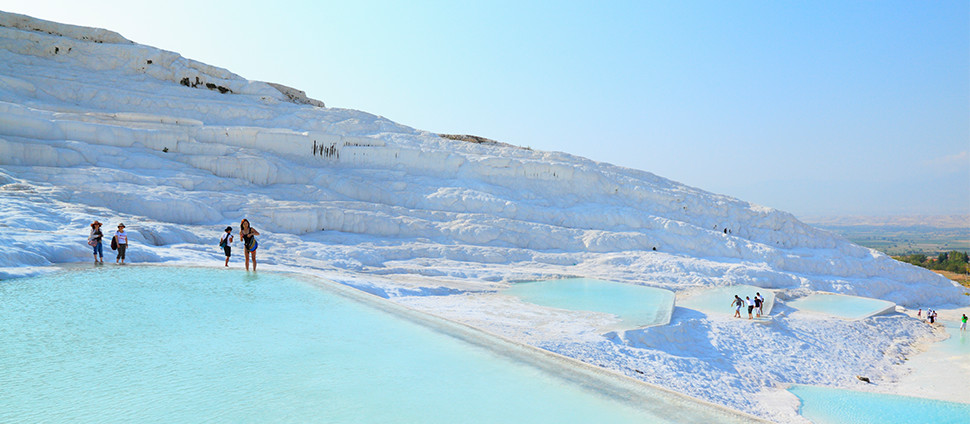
754, 292, 765, 318
88, 221, 104, 264
239, 219, 260, 271
961, 314, 967, 332
219, 226, 233, 267
732, 295, 743, 318
114, 223, 128, 264
746, 296, 754, 320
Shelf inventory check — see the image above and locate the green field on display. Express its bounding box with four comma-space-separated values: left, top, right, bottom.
813, 225, 970, 256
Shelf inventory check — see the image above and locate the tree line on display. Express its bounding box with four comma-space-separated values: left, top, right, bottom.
895, 251, 970, 274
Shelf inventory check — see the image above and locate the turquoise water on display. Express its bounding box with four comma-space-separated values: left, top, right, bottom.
677, 285, 774, 317
0, 266, 688, 423
505, 278, 675, 329
787, 293, 895, 320
790, 385, 970, 424
939, 320, 970, 357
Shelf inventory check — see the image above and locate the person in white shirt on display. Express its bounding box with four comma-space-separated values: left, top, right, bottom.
114, 223, 128, 264
746, 296, 754, 320
219, 226, 233, 267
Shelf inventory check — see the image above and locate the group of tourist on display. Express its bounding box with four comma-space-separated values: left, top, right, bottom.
85, 218, 261, 271
220, 219, 261, 271
86, 221, 128, 264
917, 308, 969, 331
918, 308, 941, 324
732, 292, 765, 319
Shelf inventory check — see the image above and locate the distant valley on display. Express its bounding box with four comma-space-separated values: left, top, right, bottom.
804, 215, 970, 255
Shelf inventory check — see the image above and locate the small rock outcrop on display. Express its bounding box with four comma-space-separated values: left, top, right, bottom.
266, 82, 325, 108
438, 134, 524, 149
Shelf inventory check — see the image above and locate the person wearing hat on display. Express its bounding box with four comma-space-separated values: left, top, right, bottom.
88, 221, 104, 264
114, 223, 129, 264
219, 226, 234, 267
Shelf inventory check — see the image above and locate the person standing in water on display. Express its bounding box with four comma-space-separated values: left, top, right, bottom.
746, 296, 754, 319
219, 226, 233, 267
732, 295, 743, 318
88, 221, 104, 264
114, 223, 128, 264
239, 219, 260, 271
961, 314, 967, 331
754, 293, 763, 318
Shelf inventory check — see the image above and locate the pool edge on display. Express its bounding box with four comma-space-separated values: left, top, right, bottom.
294, 271, 771, 423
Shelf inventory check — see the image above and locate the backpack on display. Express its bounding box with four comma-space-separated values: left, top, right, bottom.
219, 234, 228, 248
110, 235, 118, 250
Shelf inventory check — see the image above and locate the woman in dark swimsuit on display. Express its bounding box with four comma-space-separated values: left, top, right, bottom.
240, 218, 260, 271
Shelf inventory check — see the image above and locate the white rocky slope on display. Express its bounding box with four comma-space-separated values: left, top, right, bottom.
0, 11, 965, 423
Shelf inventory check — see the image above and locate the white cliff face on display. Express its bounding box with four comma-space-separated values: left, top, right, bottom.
0, 11, 960, 304
0, 11, 965, 422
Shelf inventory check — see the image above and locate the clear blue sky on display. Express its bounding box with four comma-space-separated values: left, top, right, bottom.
3, 1, 967, 218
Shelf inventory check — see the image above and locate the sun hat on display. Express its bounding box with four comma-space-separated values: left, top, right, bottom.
118, 223, 125, 228
92, 220, 101, 227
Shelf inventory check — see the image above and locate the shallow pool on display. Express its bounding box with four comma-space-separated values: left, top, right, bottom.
505, 278, 675, 329
677, 284, 774, 317
787, 293, 895, 320
0, 266, 744, 423
938, 319, 970, 357
790, 385, 970, 424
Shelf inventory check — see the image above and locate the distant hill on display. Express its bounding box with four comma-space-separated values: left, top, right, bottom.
802, 215, 970, 229
804, 216, 970, 256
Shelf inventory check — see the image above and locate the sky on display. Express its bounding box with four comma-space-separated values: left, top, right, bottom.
1, 1, 967, 218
